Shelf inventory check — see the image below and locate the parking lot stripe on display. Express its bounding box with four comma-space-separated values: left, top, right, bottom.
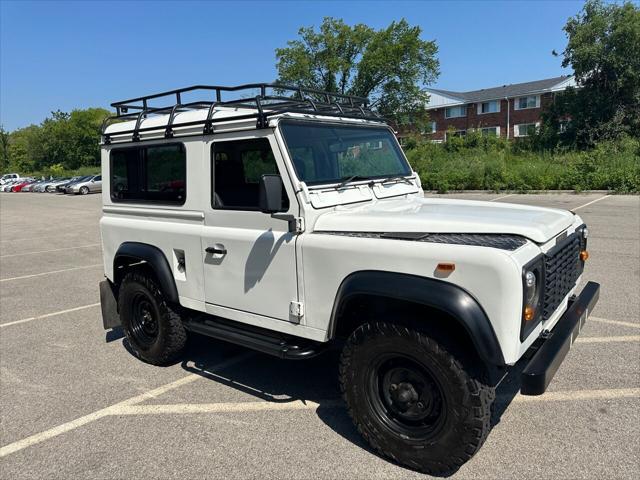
0, 303, 100, 328
591, 316, 640, 329
573, 194, 610, 211
0, 243, 101, 258
0, 353, 253, 458
491, 193, 515, 201
113, 399, 344, 416
511, 388, 640, 403
576, 335, 640, 344
0, 264, 102, 282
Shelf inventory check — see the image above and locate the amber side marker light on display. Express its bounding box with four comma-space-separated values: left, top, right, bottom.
580, 250, 589, 261
436, 262, 456, 273
524, 306, 535, 321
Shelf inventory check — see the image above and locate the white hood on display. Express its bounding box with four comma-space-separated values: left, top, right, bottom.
313, 196, 575, 243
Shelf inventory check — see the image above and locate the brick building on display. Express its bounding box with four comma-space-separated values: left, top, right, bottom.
411, 76, 575, 142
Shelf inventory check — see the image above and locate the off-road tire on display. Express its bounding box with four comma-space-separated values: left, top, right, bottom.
339, 321, 495, 475
118, 271, 187, 365
79, 186, 89, 195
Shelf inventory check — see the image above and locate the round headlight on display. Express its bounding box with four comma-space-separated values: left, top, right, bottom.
582, 227, 589, 239
525, 270, 536, 288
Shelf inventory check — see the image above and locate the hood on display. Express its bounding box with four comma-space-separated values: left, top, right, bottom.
313, 196, 575, 243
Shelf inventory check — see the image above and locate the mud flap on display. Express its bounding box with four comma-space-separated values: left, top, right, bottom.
100, 280, 121, 329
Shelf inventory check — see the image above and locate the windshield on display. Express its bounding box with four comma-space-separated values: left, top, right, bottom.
280, 121, 411, 186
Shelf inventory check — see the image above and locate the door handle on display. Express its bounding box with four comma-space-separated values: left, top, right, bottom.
205, 246, 227, 255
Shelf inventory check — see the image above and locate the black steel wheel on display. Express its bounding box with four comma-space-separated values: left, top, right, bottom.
118, 271, 186, 365
367, 354, 447, 442
340, 321, 494, 475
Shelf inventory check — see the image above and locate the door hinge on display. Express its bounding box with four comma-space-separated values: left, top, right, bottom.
293, 217, 305, 234
289, 301, 304, 320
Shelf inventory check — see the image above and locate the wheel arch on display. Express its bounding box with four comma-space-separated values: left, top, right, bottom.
328, 270, 505, 366
113, 242, 179, 304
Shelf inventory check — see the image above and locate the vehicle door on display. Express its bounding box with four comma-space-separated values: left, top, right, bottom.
201, 131, 299, 322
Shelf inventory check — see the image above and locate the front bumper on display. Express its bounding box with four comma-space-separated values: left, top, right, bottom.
520, 281, 600, 395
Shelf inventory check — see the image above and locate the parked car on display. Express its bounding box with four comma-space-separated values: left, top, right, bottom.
2, 179, 22, 192
33, 178, 57, 192
61, 176, 92, 193
70, 175, 102, 195
45, 178, 72, 193
22, 179, 45, 192
55, 176, 82, 193
99, 82, 599, 475
11, 178, 36, 192
0, 173, 20, 185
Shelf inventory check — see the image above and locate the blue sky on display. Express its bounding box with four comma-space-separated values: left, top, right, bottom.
1, 0, 585, 131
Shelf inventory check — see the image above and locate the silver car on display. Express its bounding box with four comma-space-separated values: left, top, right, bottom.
71, 175, 102, 195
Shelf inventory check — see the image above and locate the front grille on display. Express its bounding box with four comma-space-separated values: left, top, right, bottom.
542, 233, 583, 320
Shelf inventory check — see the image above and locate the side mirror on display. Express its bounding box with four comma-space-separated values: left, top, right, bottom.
259, 174, 284, 213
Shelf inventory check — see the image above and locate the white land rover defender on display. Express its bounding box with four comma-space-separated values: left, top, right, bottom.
99, 83, 599, 474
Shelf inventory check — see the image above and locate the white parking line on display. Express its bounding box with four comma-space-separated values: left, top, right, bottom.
0, 353, 253, 458
573, 194, 610, 211
0, 264, 102, 282
576, 335, 640, 344
115, 399, 344, 416
511, 387, 640, 403
0, 244, 101, 258
490, 193, 515, 202
591, 316, 639, 329
0, 303, 100, 328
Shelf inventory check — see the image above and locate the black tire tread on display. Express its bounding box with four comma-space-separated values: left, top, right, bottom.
339, 321, 494, 475
119, 271, 186, 365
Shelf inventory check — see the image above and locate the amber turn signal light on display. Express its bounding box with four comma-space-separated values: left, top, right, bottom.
524, 306, 535, 321
580, 250, 589, 261
436, 262, 456, 272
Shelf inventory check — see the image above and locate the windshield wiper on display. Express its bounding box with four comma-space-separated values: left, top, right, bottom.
336, 175, 372, 189
382, 175, 414, 185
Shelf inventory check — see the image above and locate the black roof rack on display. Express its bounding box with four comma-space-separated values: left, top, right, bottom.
102, 83, 384, 144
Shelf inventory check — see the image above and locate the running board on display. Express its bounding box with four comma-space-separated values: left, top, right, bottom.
183, 314, 325, 360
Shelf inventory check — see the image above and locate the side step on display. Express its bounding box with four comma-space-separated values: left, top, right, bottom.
183, 314, 325, 360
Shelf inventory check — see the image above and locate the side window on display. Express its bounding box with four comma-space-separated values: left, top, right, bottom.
110, 144, 186, 204
212, 138, 289, 211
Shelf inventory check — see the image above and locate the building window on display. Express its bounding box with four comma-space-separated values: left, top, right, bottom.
445, 130, 466, 141
515, 95, 540, 110
514, 123, 539, 137
110, 144, 186, 204
444, 105, 467, 118
481, 126, 500, 136
422, 121, 436, 134
559, 120, 570, 133
478, 101, 500, 114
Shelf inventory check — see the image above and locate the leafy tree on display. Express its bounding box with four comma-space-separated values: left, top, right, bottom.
0, 126, 9, 172
543, 0, 640, 147
2, 108, 110, 173
275, 17, 439, 118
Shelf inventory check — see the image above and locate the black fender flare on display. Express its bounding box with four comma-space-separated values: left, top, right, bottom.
329, 270, 505, 366
114, 242, 179, 304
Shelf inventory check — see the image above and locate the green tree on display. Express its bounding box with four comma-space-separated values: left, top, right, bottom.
0, 126, 9, 172
2, 107, 110, 173
275, 17, 439, 117
544, 0, 640, 147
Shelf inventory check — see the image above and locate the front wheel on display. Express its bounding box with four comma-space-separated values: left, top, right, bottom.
339, 322, 494, 475
79, 186, 89, 195
118, 272, 187, 365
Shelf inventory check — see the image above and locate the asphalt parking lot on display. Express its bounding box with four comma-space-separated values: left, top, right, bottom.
0, 191, 638, 479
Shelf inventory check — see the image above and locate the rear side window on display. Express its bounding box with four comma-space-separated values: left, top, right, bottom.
110, 144, 186, 204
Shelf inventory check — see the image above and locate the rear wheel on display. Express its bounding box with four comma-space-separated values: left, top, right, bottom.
79, 186, 89, 195
339, 321, 494, 475
118, 271, 187, 365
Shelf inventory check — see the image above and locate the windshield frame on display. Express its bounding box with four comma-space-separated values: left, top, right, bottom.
277, 118, 413, 188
